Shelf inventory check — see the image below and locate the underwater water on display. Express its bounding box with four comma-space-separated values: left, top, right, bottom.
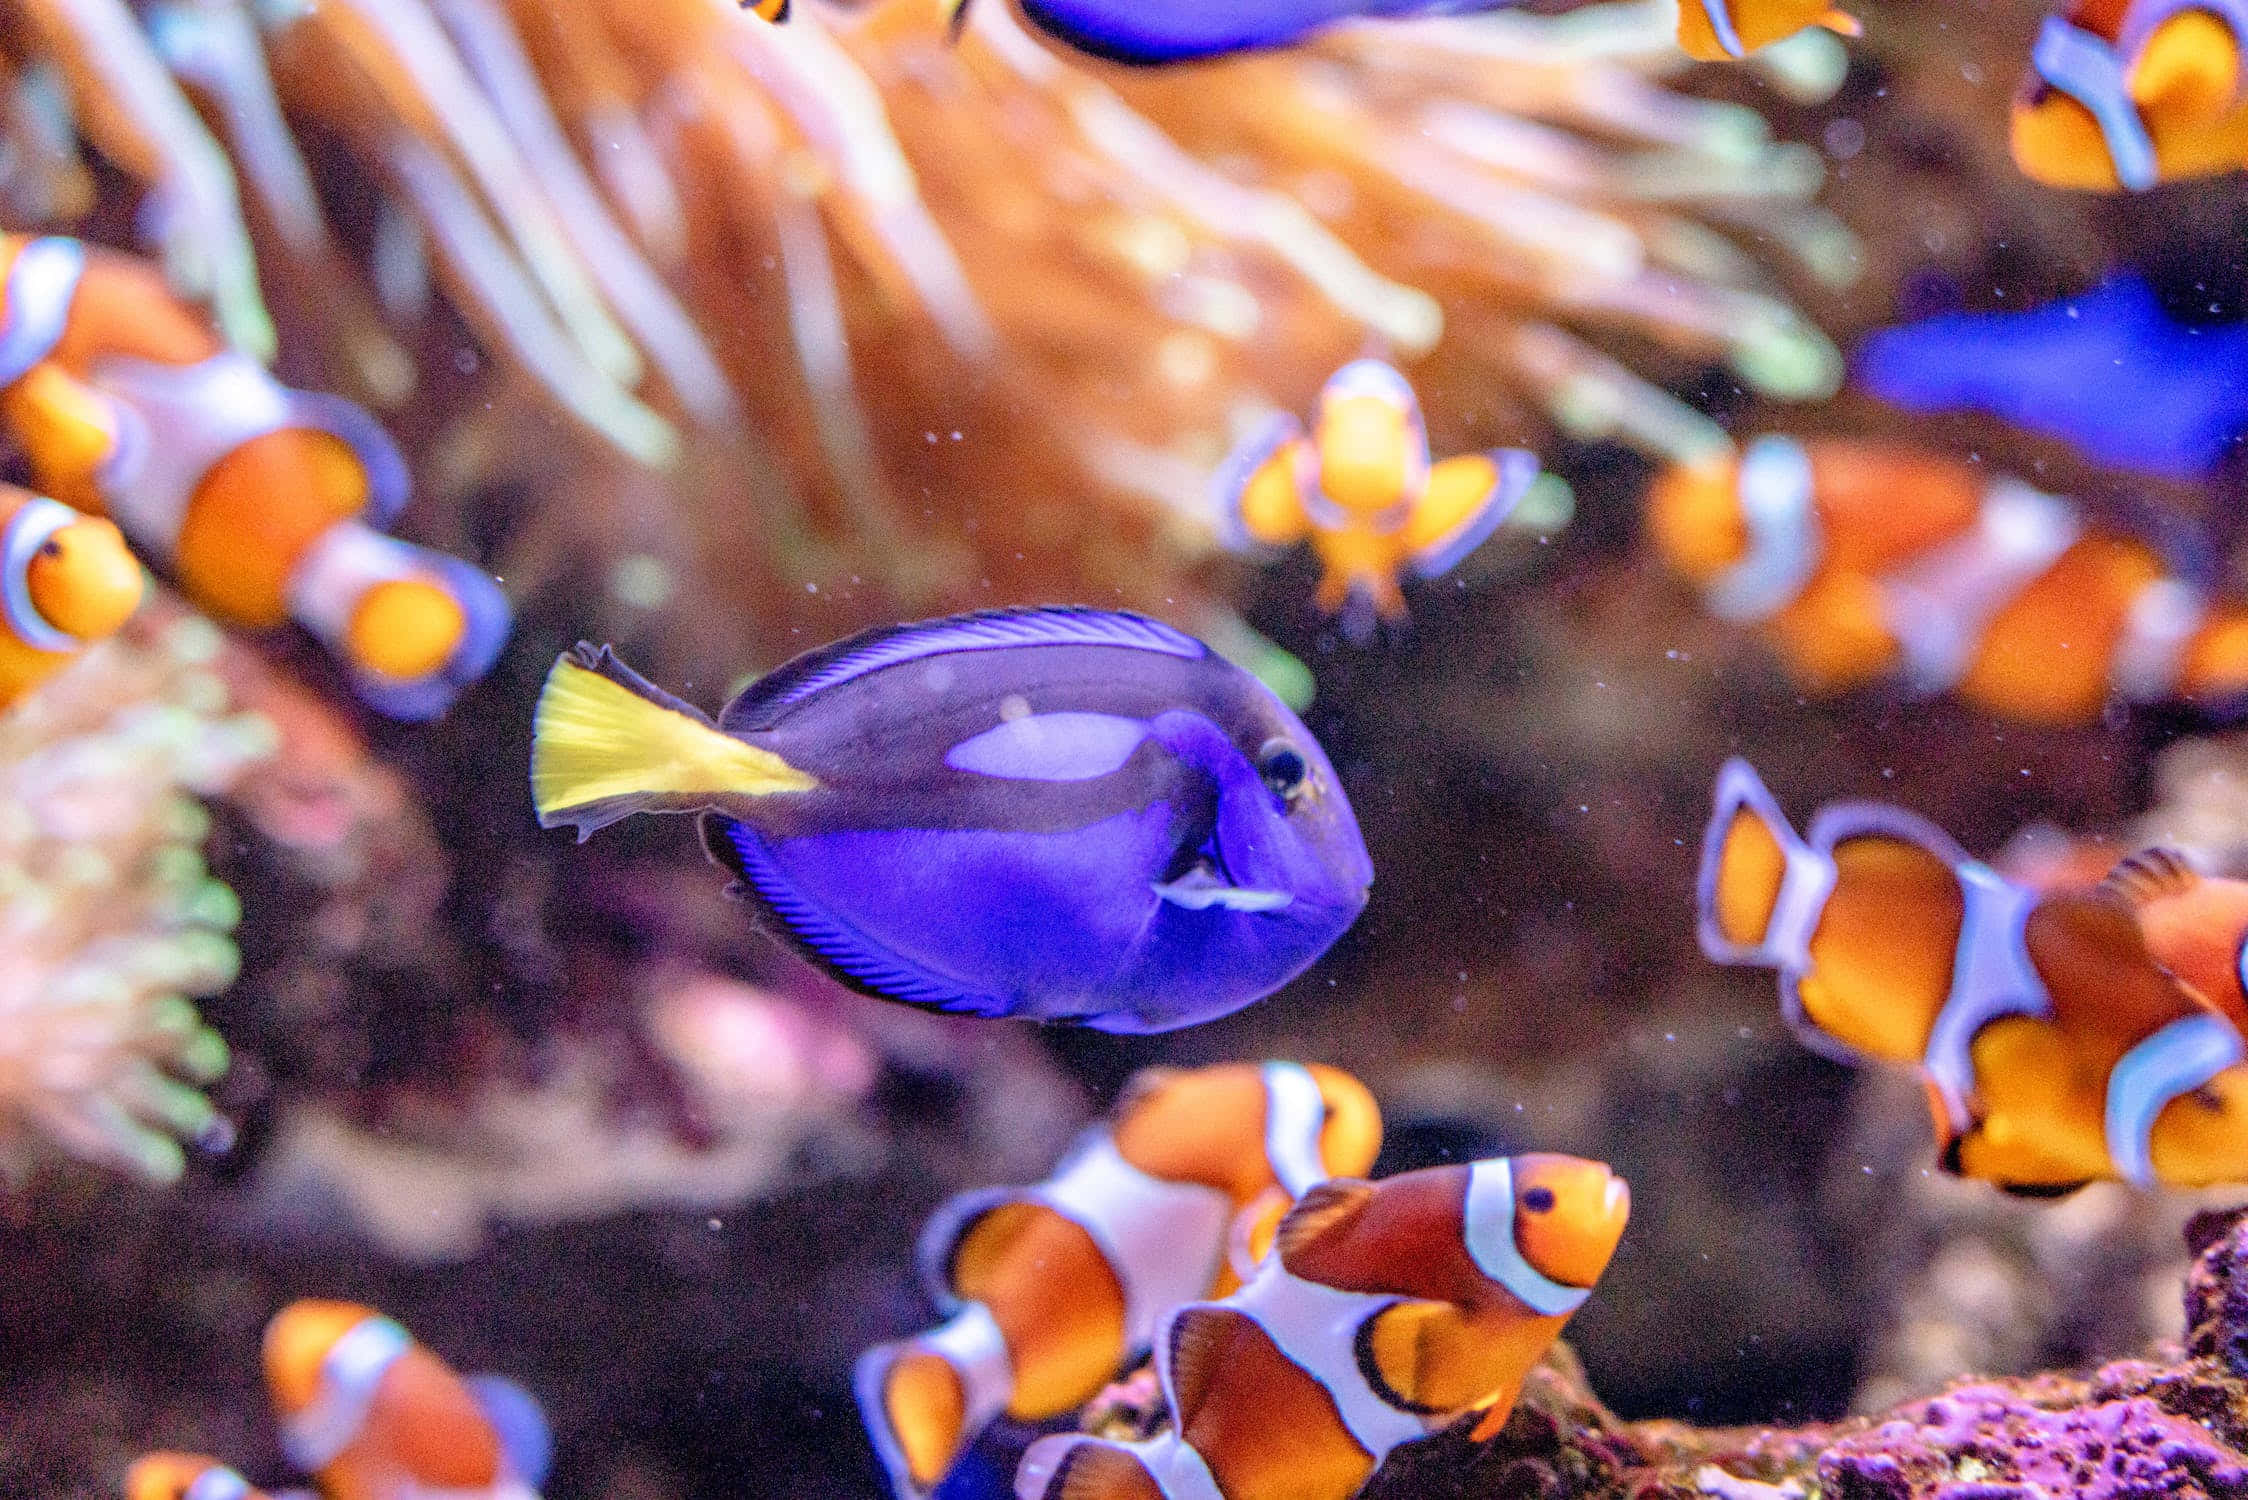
3, 0, 2248, 1497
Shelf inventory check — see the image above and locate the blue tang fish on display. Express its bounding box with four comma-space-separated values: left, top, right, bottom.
530, 608, 1372, 1032
938, 0, 1516, 65
1855, 278, 2248, 483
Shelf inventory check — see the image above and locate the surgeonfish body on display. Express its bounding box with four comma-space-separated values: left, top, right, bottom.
0, 481, 142, 708
126, 1454, 270, 1500
1013, 1154, 1629, 1500
1220, 360, 1538, 638
932, 0, 1514, 65
1646, 433, 2248, 725
263, 1300, 551, 1500
1856, 279, 2248, 483
1697, 759, 2248, 1193
529, 608, 1373, 1032
0, 234, 509, 719
856, 1061, 1383, 1500
2013, 0, 2248, 191
1675, 0, 1860, 60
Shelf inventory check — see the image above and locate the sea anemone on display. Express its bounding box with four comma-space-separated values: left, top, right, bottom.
0, 604, 273, 1182
0, 0, 1852, 657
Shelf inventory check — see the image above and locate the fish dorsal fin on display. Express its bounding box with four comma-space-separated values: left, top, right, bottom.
720, 608, 1206, 731
699, 816, 1012, 1019
2100, 847, 2200, 909
1273, 1178, 1375, 1266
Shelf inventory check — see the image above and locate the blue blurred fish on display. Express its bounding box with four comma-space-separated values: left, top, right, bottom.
530, 608, 1372, 1033
938, 0, 1515, 64
1855, 278, 2248, 482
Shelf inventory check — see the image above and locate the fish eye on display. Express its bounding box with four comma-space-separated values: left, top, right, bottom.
1257, 739, 1310, 800
1523, 1186, 1556, 1213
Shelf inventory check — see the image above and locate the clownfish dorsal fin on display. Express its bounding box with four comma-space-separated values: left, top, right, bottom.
1273, 1177, 1375, 1266
2100, 847, 2201, 909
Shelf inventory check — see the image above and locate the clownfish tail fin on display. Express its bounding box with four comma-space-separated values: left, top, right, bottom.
463, 1375, 551, 1488
1697, 758, 1824, 968
855, 1306, 1015, 1500
2101, 847, 2201, 909
1016, 1437, 1166, 1500
530, 645, 817, 841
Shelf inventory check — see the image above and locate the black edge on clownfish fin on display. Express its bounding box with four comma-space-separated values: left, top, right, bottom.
2100, 847, 2201, 909
1998, 1178, 2094, 1200
717, 607, 1207, 734
698, 814, 1012, 1019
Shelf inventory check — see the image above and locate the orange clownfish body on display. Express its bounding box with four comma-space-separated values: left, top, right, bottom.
0, 482, 142, 708
1220, 360, 1538, 640
2012, 0, 2248, 191
1015, 1153, 1629, 1500
1698, 759, 2248, 1195
263, 1300, 550, 1500
125, 1454, 269, 1500
0, 234, 508, 719
1676, 0, 1861, 61
1646, 434, 2248, 726
855, 1061, 1382, 1500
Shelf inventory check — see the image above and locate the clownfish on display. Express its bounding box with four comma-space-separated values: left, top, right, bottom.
125, 1455, 269, 1500
856, 1060, 1383, 1500
2012, 0, 2248, 192
1646, 434, 2248, 726
1015, 1154, 1629, 1500
529, 608, 1372, 1033
263, 1300, 551, 1500
1219, 360, 1538, 639
1698, 759, 2248, 1194
0, 234, 509, 719
1675, 0, 1861, 61
741, 0, 789, 17
0, 482, 142, 708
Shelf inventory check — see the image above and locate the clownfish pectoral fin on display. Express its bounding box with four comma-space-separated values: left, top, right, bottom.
1215, 417, 1311, 555
854, 1338, 977, 1500
1695, 759, 1824, 970
1163, 1307, 1256, 1434
1271, 1177, 1375, 1263
2100, 847, 2201, 909
1819, 8, 1862, 38
530, 645, 817, 840
741, 0, 789, 20
1404, 450, 1539, 581
463, 1375, 552, 1488
1468, 1387, 1524, 1444
1016, 1437, 1166, 1500
942, 0, 974, 39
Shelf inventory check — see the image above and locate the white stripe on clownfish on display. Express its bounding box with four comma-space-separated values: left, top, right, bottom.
1, 496, 84, 653
1700, 0, 1750, 57
1260, 1062, 1330, 1200
1463, 1157, 1593, 1318
279, 1314, 413, 1473
1919, 861, 2054, 1136
0, 236, 84, 388
2111, 577, 2208, 703
2106, 1010, 2245, 1187
2031, 18, 2162, 191
1705, 434, 1822, 625
181, 1467, 252, 1500
1880, 478, 2081, 693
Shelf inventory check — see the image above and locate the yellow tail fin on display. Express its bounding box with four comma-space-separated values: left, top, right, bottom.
530, 644, 816, 840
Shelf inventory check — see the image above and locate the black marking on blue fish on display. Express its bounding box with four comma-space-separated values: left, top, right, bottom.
721, 607, 1204, 732
700, 814, 1011, 1018
570, 640, 717, 724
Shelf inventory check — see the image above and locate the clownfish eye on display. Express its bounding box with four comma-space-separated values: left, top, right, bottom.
1523, 1185, 1556, 1213
38, 538, 60, 559
1258, 739, 1310, 801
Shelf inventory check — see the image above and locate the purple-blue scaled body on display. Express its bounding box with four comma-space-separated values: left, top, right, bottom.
537, 609, 1372, 1033
1008, 0, 1515, 64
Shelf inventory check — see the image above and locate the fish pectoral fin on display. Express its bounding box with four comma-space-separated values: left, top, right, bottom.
1273, 1178, 1376, 1263
1151, 863, 1293, 913
530, 644, 814, 839
1818, 7, 1862, 38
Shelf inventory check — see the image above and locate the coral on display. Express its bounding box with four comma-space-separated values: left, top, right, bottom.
0, 601, 273, 1183
1340, 1204, 2248, 1500
0, 0, 1852, 660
